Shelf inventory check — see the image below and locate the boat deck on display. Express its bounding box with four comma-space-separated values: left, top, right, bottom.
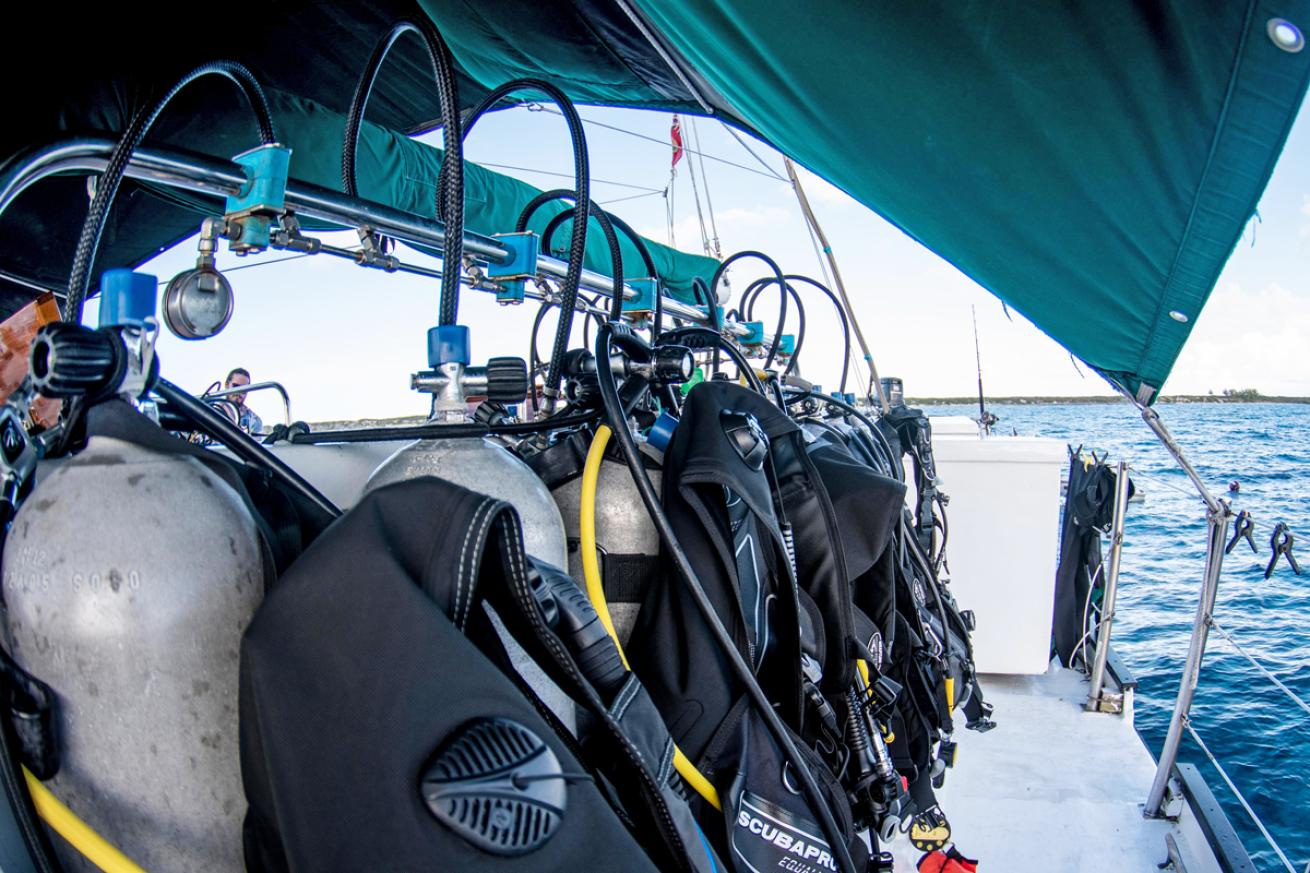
887, 666, 1220, 872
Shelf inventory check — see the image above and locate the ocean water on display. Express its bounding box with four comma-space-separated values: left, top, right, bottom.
929, 401, 1310, 872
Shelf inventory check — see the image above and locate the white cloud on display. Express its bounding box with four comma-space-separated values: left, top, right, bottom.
1169, 281, 1310, 396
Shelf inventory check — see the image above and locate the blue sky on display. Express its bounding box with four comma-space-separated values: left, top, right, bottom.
120, 98, 1310, 425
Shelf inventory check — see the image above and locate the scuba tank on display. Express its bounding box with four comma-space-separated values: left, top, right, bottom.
364, 325, 565, 564
367, 437, 566, 567
1, 270, 264, 873
551, 455, 660, 646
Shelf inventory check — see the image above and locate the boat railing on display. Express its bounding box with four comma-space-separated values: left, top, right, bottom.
203, 381, 293, 428
1120, 400, 1307, 872
1085, 459, 1131, 711
1189, 617, 1309, 873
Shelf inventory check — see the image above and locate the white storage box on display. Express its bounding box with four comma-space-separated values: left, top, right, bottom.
922, 429, 1066, 674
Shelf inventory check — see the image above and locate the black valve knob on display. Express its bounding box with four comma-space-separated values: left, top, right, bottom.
485, 356, 529, 403
29, 323, 125, 400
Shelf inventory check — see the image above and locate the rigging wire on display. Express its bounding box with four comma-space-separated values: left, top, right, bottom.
598, 190, 665, 207
1183, 719, 1299, 873
689, 118, 724, 260
719, 120, 788, 181
529, 103, 785, 181
475, 162, 662, 192
684, 137, 713, 257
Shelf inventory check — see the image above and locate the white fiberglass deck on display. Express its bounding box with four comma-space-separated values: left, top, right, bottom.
887, 666, 1220, 872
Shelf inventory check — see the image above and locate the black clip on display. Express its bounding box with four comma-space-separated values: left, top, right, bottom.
1264, 523, 1301, 579
1225, 510, 1257, 555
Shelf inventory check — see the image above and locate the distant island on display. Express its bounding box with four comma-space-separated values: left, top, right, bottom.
908, 391, 1308, 406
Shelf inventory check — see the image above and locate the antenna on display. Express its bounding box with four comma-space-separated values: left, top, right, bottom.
972, 305, 997, 435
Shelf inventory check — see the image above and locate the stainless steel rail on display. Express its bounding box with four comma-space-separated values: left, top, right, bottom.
203, 381, 292, 427
1137, 401, 1232, 818
1085, 458, 1131, 710
0, 138, 771, 345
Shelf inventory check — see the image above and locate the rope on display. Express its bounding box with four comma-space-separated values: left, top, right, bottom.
1183, 718, 1298, 873
1208, 619, 1310, 721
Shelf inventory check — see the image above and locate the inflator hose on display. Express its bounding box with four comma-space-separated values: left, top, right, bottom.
459, 80, 590, 404
580, 425, 721, 811
65, 61, 276, 323
23, 767, 145, 873
343, 18, 464, 327
593, 324, 856, 873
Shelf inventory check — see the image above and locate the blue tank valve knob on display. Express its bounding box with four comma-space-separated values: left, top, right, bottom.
646, 410, 679, 454
98, 269, 157, 329
429, 325, 471, 367
845, 393, 857, 406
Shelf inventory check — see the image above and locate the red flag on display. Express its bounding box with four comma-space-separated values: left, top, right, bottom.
670, 114, 684, 168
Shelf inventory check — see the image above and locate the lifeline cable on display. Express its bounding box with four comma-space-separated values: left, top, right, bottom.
65, 61, 276, 323
593, 322, 857, 873
342, 18, 464, 326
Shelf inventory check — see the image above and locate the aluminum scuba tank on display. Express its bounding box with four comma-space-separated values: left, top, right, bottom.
366, 325, 562, 566
552, 456, 660, 645
365, 437, 567, 568
2, 435, 265, 873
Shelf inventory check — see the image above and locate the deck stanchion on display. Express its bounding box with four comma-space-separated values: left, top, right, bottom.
1138, 403, 1230, 818
1086, 459, 1131, 710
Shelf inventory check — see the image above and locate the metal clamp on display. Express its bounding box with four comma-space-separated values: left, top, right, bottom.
1264, 522, 1300, 578
224, 144, 292, 252
1225, 510, 1257, 555
487, 232, 540, 304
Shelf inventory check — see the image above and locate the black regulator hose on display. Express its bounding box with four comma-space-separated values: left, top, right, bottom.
710, 251, 787, 370
454, 81, 589, 403
741, 277, 806, 377
343, 18, 464, 326
780, 275, 851, 393
593, 324, 856, 873
65, 61, 276, 323
540, 202, 624, 318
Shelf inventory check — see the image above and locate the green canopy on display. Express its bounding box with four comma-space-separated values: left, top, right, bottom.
2, 0, 1307, 399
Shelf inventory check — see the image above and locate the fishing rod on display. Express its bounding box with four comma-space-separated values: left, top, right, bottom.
972, 305, 997, 435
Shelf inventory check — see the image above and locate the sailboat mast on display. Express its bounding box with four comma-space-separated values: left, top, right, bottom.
783, 157, 890, 413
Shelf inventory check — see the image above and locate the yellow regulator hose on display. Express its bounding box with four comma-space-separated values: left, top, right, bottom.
23, 766, 147, 873
581, 425, 722, 811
